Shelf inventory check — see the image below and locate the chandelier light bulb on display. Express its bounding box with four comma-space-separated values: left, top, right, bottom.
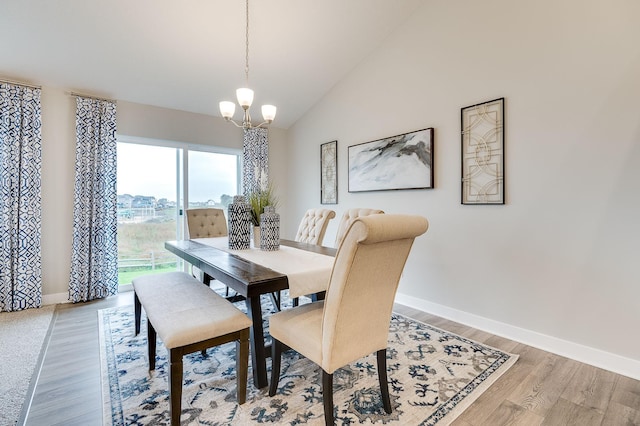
219, 101, 236, 119
236, 88, 254, 109
261, 105, 277, 122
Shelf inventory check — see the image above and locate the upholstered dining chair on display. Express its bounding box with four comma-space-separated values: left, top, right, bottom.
186, 208, 228, 239
269, 214, 429, 425
334, 208, 384, 248
294, 208, 336, 246
291, 208, 336, 306
186, 208, 228, 290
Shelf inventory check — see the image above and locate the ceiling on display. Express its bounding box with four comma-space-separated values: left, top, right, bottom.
0, 0, 423, 129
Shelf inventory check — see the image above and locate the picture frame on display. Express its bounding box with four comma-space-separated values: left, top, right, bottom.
348, 127, 434, 192
461, 97, 505, 204
320, 140, 338, 204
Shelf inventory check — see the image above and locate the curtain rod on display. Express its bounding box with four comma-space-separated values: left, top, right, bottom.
0, 77, 41, 90
68, 91, 116, 103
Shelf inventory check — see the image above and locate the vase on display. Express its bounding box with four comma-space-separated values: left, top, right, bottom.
252, 226, 261, 248
228, 195, 251, 250
260, 205, 280, 251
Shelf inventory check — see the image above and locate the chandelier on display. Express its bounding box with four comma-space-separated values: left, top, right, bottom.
219, 0, 276, 129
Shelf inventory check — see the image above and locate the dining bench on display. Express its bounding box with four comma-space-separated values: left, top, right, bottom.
132, 271, 252, 426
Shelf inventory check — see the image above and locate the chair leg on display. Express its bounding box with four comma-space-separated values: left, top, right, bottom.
134, 291, 141, 335
377, 349, 392, 414
322, 370, 334, 426
168, 348, 183, 426
269, 338, 283, 397
270, 291, 281, 312
236, 329, 250, 404
147, 320, 157, 370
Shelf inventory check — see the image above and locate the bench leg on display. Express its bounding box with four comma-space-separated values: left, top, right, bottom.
169, 348, 183, 426
147, 320, 157, 370
134, 291, 141, 336
236, 329, 250, 404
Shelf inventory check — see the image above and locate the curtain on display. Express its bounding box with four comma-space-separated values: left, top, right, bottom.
68, 97, 118, 303
243, 127, 269, 195
0, 83, 43, 312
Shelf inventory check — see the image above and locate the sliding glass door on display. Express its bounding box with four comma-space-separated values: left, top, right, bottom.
116, 138, 240, 285
187, 150, 239, 210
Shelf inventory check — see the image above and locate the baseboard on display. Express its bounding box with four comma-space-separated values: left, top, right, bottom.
395, 292, 640, 381
42, 285, 132, 306
42, 292, 69, 306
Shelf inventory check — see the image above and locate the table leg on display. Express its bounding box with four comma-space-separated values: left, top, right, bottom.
246, 295, 268, 389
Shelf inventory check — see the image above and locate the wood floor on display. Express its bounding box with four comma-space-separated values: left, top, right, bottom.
21, 292, 640, 426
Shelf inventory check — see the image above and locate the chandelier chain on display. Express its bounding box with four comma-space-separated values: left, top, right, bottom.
244, 0, 250, 86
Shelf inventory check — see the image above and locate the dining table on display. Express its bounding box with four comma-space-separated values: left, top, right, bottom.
164, 237, 336, 389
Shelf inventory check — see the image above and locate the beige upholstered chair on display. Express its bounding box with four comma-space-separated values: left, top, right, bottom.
294, 208, 336, 246
269, 214, 429, 425
334, 208, 384, 248
186, 208, 228, 239
186, 208, 228, 289
291, 208, 336, 306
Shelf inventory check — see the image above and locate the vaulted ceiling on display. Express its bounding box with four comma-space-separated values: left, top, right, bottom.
0, 0, 423, 128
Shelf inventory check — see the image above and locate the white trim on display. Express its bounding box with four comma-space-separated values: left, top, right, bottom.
42, 286, 133, 306
116, 134, 242, 156
395, 292, 640, 381
42, 292, 69, 305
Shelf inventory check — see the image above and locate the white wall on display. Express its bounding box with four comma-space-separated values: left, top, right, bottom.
41, 88, 76, 298
40, 92, 289, 301
284, 0, 640, 377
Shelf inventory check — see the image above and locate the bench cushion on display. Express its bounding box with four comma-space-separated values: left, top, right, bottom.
133, 272, 252, 349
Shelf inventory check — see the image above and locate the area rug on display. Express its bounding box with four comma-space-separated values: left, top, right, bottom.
100, 302, 517, 425
0, 305, 56, 426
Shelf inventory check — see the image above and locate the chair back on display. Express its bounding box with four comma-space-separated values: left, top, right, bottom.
334, 208, 385, 248
186, 208, 228, 238
321, 214, 428, 373
294, 208, 336, 245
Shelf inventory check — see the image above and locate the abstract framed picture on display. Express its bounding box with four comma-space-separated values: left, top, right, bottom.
461, 98, 505, 205
348, 127, 434, 192
320, 140, 338, 204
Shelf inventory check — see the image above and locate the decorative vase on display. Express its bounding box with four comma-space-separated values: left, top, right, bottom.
260, 205, 280, 251
228, 195, 251, 250
252, 226, 261, 248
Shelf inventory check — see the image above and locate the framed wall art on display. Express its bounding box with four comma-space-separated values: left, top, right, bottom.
461, 98, 505, 205
348, 127, 434, 192
320, 140, 337, 204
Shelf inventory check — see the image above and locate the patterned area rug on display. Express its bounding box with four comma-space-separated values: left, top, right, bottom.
100, 299, 517, 425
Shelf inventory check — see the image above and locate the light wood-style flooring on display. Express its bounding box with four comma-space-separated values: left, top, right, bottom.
21, 292, 640, 426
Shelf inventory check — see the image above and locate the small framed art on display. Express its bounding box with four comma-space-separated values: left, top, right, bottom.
348, 127, 434, 192
320, 140, 337, 204
461, 97, 505, 204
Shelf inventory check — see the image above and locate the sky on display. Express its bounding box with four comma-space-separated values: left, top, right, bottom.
116, 143, 238, 203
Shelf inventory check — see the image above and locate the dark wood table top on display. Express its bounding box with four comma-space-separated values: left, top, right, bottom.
164, 239, 336, 298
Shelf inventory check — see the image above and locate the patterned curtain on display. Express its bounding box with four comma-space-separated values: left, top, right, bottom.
243, 127, 269, 195
0, 83, 43, 312
68, 97, 118, 303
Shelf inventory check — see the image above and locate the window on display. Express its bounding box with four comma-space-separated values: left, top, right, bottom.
116, 136, 241, 285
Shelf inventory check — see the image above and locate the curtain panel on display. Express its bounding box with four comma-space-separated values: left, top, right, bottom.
68, 97, 118, 303
243, 127, 269, 195
0, 83, 43, 312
